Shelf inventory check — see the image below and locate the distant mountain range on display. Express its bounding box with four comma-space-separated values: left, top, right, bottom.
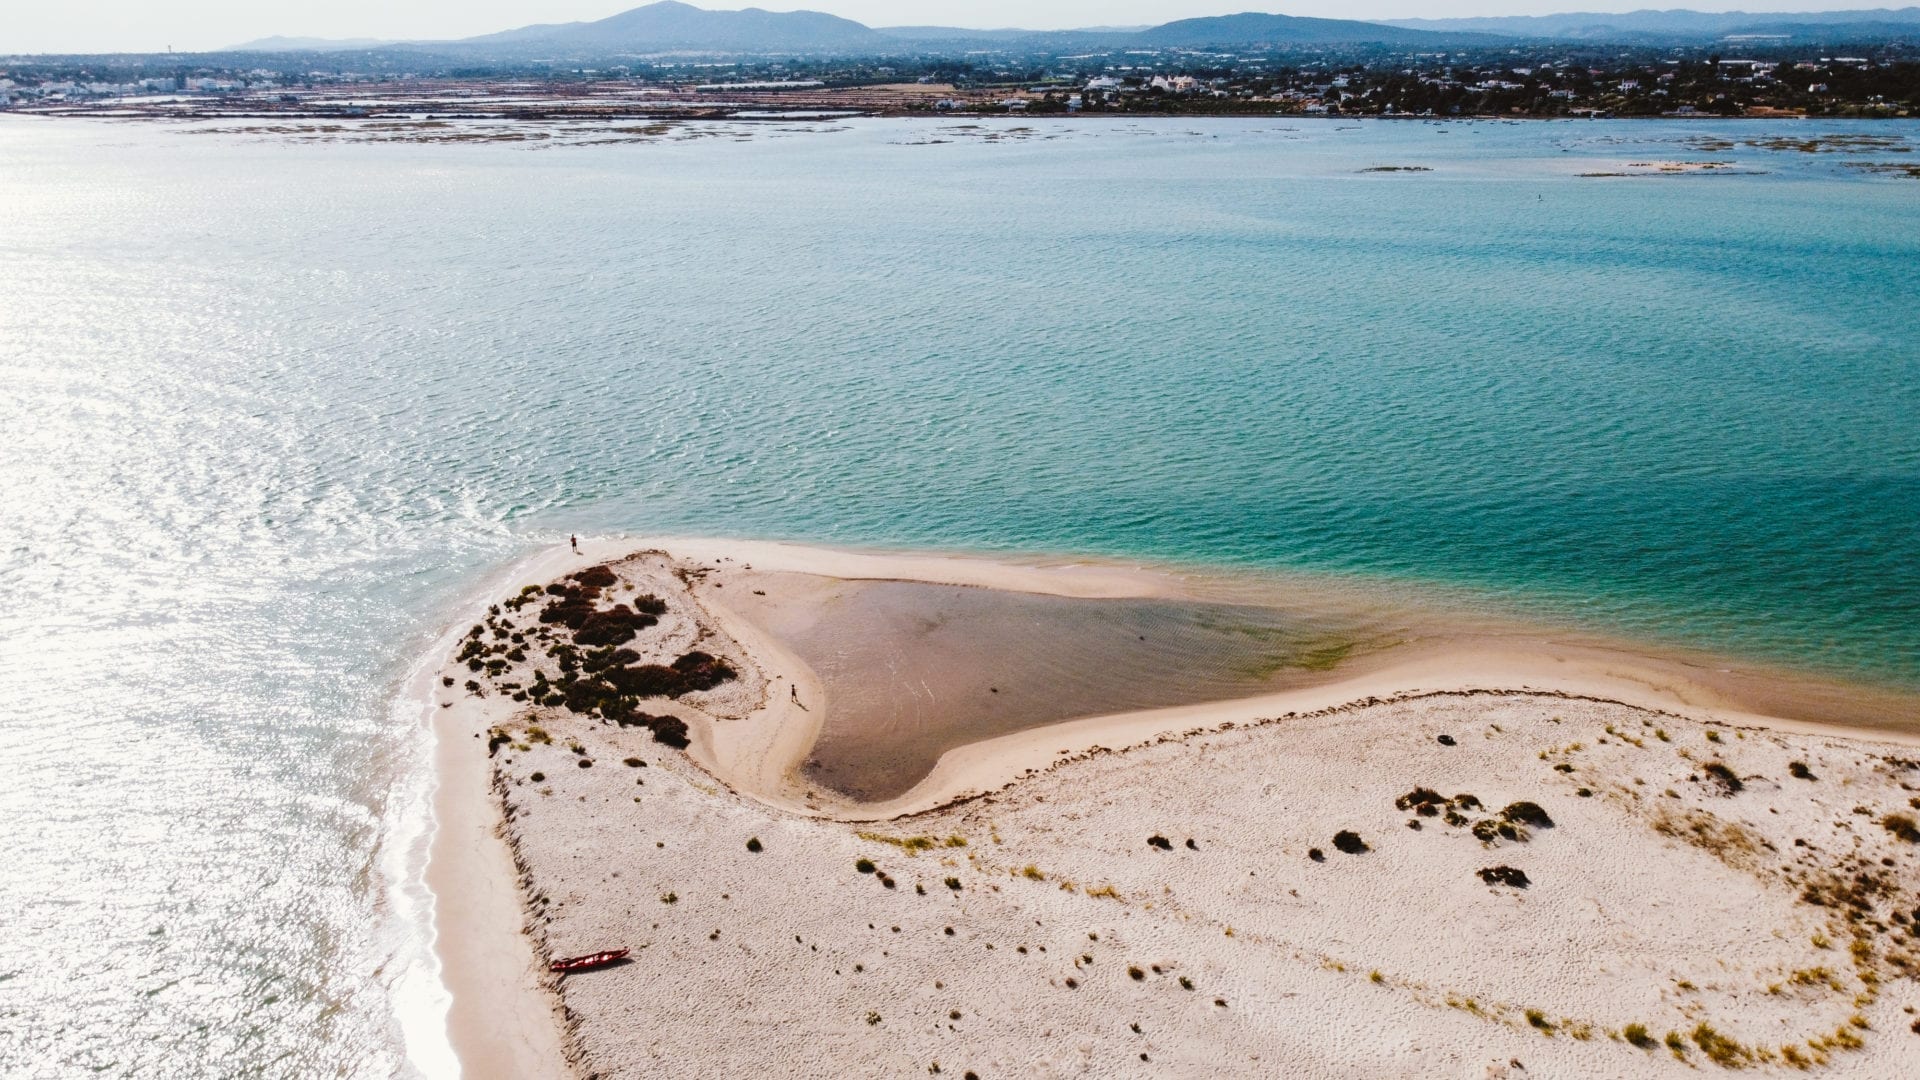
1388, 7, 1920, 42
228, 3, 1494, 55
226, 3, 1920, 56
458, 1, 881, 51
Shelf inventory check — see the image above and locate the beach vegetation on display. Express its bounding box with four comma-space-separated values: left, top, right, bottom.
1701, 761, 1744, 794
1500, 801, 1554, 829
1394, 787, 1448, 812
529, 771, 544, 782
1789, 761, 1817, 780
1332, 831, 1369, 854
1624, 1023, 1655, 1049
1656, 729, 1671, 742
1021, 864, 1044, 880
1665, 1030, 1687, 1058
1085, 884, 1121, 900
856, 832, 957, 854
660, 892, 677, 904
865, 1011, 880, 1025
1129, 966, 1145, 980
1478, 865, 1530, 888
746, 837, 762, 852
1307, 847, 1325, 861
1882, 813, 1920, 843
944, 876, 961, 890
1690, 1023, 1752, 1067
1525, 1009, 1554, 1034
1471, 818, 1523, 844
856, 858, 876, 874
1147, 834, 1173, 850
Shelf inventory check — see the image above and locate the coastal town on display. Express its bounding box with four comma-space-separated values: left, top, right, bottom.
4, 40, 1917, 120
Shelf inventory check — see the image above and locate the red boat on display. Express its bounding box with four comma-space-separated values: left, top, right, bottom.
548, 948, 629, 974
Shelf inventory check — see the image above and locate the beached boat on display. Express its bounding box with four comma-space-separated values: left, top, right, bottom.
548, 948, 628, 974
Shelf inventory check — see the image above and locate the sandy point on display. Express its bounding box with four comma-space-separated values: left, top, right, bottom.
423, 537, 1920, 1078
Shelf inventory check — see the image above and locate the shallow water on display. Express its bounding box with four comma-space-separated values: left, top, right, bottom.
1, 115, 1916, 1076
732, 574, 1391, 800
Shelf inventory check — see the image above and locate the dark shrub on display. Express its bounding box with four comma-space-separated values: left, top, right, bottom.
747, 837, 763, 852
856, 858, 876, 874
572, 565, 619, 588
1332, 830, 1369, 854
487, 730, 510, 755
1147, 835, 1172, 850
672, 651, 734, 688
529, 771, 544, 782
1701, 762, 1743, 795
1479, 865, 1530, 888
1453, 794, 1482, 811
1473, 818, 1526, 843
577, 759, 592, 768
1789, 761, 1817, 780
945, 877, 961, 890
1307, 848, 1325, 862
610, 710, 691, 749
1885, 814, 1920, 844
1436, 734, 1456, 746
1394, 787, 1447, 811
1500, 801, 1553, 828
574, 605, 659, 647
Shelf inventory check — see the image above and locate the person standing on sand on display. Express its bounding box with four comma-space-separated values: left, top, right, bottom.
570, 535, 579, 552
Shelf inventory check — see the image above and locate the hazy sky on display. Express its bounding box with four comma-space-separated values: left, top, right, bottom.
4, 1, 1904, 54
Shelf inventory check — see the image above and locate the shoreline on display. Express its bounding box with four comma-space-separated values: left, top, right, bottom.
422, 535, 1920, 1077
661, 537, 1920, 816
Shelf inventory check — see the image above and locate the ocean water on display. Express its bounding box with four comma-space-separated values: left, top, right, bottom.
1, 115, 1915, 1076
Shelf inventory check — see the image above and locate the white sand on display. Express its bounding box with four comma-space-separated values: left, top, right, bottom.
427, 539, 1920, 1077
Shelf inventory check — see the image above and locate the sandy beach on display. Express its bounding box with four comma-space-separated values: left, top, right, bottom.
425, 539, 1920, 1077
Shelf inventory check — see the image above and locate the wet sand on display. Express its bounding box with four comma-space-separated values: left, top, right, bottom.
706, 543, 1919, 809
725, 574, 1394, 800
424, 537, 1920, 1078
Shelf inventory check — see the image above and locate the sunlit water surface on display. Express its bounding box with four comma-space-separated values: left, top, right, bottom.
1, 115, 1915, 1076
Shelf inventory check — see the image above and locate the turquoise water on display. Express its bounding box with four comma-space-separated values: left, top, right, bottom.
0, 115, 1915, 1076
